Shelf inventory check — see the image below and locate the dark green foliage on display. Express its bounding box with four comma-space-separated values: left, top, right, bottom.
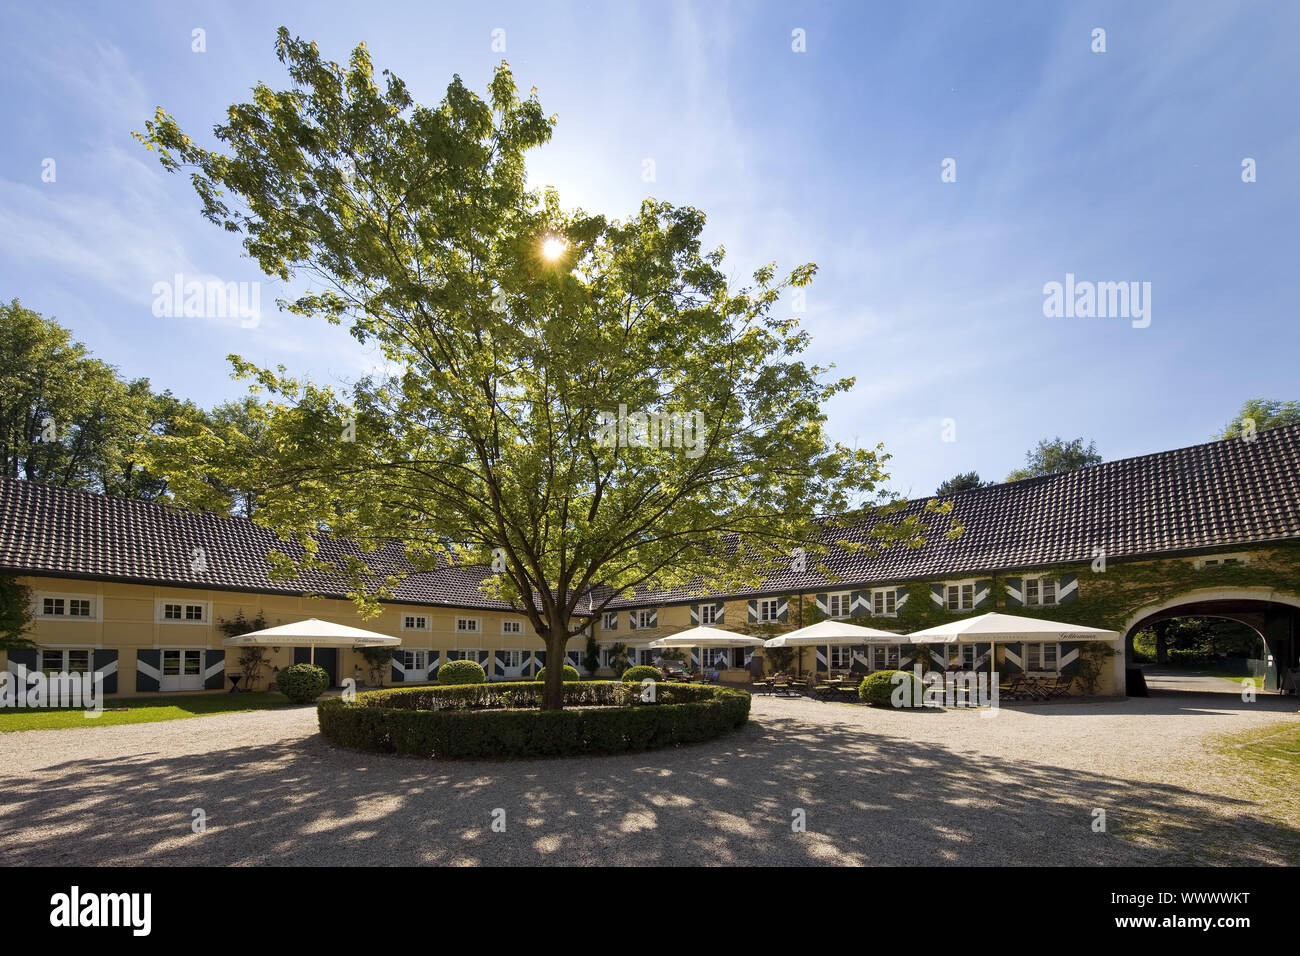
276, 663, 330, 703
0, 575, 34, 651
858, 669, 925, 708
438, 659, 486, 685
316, 681, 750, 759
621, 665, 662, 683
1006, 437, 1102, 481
935, 471, 985, 496
536, 664, 580, 683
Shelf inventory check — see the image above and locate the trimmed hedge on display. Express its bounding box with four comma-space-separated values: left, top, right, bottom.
621, 665, 662, 683
276, 663, 330, 703
858, 669, 926, 708
535, 664, 580, 683
438, 659, 486, 685
317, 681, 750, 759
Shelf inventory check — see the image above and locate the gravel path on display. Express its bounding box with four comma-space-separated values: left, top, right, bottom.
1, 693, 1296, 866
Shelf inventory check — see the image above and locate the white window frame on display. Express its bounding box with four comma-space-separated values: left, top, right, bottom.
401, 613, 431, 632
155, 599, 211, 625
871, 644, 900, 670
632, 609, 655, 630
757, 599, 779, 623
37, 646, 94, 674
500, 649, 524, 670
872, 588, 897, 617
1021, 575, 1060, 607
1194, 553, 1251, 569
1024, 642, 1060, 674
501, 618, 523, 636
829, 646, 854, 669
446, 648, 479, 662
602, 611, 619, 631
454, 617, 481, 634
945, 581, 975, 612
825, 592, 851, 619
400, 649, 429, 672
34, 592, 99, 621
698, 603, 718, 625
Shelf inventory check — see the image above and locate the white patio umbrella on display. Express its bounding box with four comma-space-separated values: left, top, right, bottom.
648, 626, 765, 671
904, 612, 1118, 644
222, 618, 401, 665
762, 619, 905, 647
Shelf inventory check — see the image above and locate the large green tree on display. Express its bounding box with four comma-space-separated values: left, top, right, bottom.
1218, 398, 1300, 440
137, 30, 925, 708
935, 471, 985, 496
1006, 436, 1102, 482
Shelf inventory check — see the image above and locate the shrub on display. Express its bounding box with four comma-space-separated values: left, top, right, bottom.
276, 663, 330, 703
438, 659, 487, 685
536, 664, 580, 682
621, 665, 662, 683
316, 681, 751, 759
858, 669, 925, 708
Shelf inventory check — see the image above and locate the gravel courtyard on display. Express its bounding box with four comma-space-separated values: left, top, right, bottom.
1, 692, 1297, 866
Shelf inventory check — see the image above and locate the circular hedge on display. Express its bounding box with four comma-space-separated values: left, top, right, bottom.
621, 665, 662, 683
535, 664, 580, 682
859, 669, 926, 708
276, 663, 330, 703
316, 680, 750, 759
438, 659, 486, 685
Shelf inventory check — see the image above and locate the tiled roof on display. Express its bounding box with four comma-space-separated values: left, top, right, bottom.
602, 422, 1300, 607
2, 424, 1299, 611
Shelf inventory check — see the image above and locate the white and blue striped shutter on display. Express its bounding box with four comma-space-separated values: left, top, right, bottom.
204, 650, 226, 690
567, 649, 582, 672
494, 650, 508, 678
974, 579, 993, 609
689, 604, 699, 625
713, 602, 725, 624
391, 652, 407, 683
1004, 577, 1023, 608
851, 589, 870, 616
815, 645, 828, 672
1058, 573, 1079, 603
747, 600, 758, 623
477, 650, 490, 674
92, 649, 118, 694
931, 583, 946, 607
894, 586, 909, 612
776, 598, 789, 623
1002, 643, 1023, 674
135, 649, 161, 692
814, 593, 829, 615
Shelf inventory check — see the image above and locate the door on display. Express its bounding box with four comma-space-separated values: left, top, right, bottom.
160, 649, 204, 692
293, 647, 340, 686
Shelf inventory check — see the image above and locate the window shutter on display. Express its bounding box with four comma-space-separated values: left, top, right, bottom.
477, 650, 490, 673
1058, 642, 1081, 676
930, 584, 946, 607
850, 590, 869, 616
1058, 573, 1079, 603
815, 646, 828, 672
974, 579, 993, 609
7, 649, 36, 684
135, 649, 161, 692
776, 599, 789, 623
747, 600, 758, 623
894, 586, 909, 611
204, 650, 226, 690
391, 654, 406, 683
494, 650, 507, 677
690, 604, 700, 625
92, 649, 118, 695
1002, 643, 1023, 674
1004, 577, 1023, 607
648, 610, 658, 628
814, 593, 829, 615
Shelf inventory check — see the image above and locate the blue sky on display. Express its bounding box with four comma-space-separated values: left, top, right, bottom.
2, 1, 1297, 499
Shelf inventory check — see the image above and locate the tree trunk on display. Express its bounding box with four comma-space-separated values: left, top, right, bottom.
542, 626, 567, 711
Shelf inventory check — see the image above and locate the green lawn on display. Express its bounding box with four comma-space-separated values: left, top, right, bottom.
0, 692, 295, 732
1223, 721, 1300, 769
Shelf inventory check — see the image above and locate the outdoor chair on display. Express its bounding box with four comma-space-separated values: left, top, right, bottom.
1048, 675, 1073, 698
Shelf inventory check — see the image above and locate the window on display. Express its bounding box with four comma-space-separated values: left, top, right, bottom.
1197, 553, 1250, 569
632, 610, 655, 630
37, 593, 96, 619
872, 589, 897, 616
158, 600, 208, 624
502, 619, 522, 635
602, 612, 618, 630
500, 650, 522, 669
39, 648, 92, 674
638, 649, 657, 666
400, 650, 428, 670
455, 617, 480, 633
948, 644, 977, 669
1025, 643, 1059, 672
757, 599, 779, 622
946, 583, 975, 612
829, 646, 854, 669
1023, 576, 1058, 606
826, 593, 850, 619
698, 604, 718, 625
402, 614, 430, 631
871, 645, 900, 670
702, 647, 730, 668
446, 649, 476, 661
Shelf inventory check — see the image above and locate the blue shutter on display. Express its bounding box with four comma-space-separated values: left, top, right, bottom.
850, 590, 870, 616
894, 587, 909, 612
391, 652, 406, 683
747, 600, 758, 623
494, 650, 507, 678
850, 648, 869, 674
534, 650, 546, 671
204, 650, 226, 690
816, 646, 828, 672
814, 593, 828, 615
776, 598, 789, 623
477, 650, 490, 674
135, 649, 161, 692
92, 649, 118, 695
713, 602, 725, 624
930, 583, 946, 607
689, 649, 699, 670
1057, 573, 1079, 604
428, 652, 442, 681
566, 650, 582, 673
1058, 642, 1081, 677
689, 605, 700, 625
974, 579, 993, 609
1004, 577, 1023, 608
1002, 642, 1023, 675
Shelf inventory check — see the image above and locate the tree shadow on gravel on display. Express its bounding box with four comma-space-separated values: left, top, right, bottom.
1, 707, 1294, 866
